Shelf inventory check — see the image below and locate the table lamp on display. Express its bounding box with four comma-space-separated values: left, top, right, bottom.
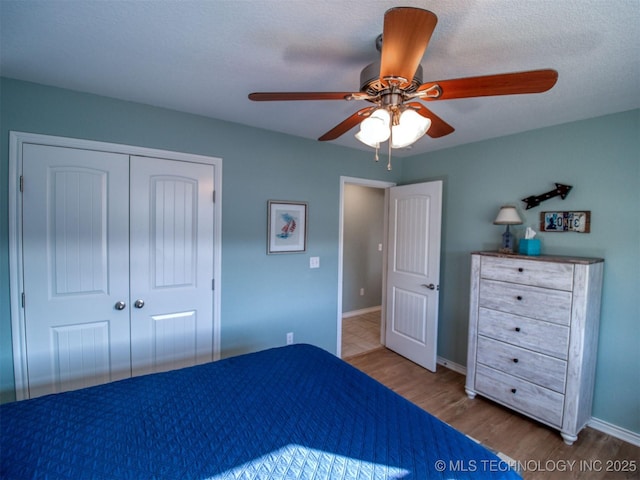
493, 205, 522, 253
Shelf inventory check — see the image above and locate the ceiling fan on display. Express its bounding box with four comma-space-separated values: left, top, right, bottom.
248, 7, 558, 166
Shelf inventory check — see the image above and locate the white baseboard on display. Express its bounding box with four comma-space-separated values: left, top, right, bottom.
588, 417, 640, 447
342, 306, 382, 319
437, 356, 466, 375
435, 357, 640, 446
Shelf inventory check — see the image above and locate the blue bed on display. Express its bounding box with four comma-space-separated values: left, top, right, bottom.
1, 344, 520, 479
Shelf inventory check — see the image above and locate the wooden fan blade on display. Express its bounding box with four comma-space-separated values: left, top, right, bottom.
406, 102, 455, 138
418, 69, 558, 100
379, 7, 437, 87
249, 92, 357, 101
318, 106, 376, 141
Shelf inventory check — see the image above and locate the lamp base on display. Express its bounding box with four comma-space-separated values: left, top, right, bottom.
501, 226, 515, 252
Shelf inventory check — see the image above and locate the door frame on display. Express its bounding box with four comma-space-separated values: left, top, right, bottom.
337, 176, 395, 358
9, 131, 223, 400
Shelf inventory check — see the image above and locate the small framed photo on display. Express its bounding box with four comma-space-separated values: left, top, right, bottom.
267, 200, 308, 254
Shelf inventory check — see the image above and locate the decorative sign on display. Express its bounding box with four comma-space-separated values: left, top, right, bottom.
522, 183, 572, 210
540, 211, 591, 233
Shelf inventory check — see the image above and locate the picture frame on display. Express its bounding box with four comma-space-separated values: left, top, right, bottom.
540, 211, 591, 233
267, 200, 308, 254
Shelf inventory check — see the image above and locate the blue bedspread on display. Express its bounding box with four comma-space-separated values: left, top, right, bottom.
1, 344, 520, 479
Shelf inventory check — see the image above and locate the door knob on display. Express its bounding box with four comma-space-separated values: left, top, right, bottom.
421, 283, 436, 290
134, 299, 145, 309
114, 301, 126, 310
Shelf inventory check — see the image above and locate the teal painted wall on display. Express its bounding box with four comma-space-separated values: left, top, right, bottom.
0, 78, 402, 402
400, 109, 640, 434
342, 185, 384, 313
1, 78, 638, 436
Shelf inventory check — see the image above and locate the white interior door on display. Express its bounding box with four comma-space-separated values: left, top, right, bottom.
129, 156, 215, 376
22, 144, 132, 398
385, 181, 442, 371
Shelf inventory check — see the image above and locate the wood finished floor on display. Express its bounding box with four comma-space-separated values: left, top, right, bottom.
344, 339, 639, 479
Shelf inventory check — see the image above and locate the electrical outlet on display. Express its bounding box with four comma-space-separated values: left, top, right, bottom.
360, 288, 365, 296
309, 257, 320, 269
286, 332, 294, 345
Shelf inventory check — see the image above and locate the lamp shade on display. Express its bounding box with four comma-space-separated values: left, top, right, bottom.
355, 108, 390, 147
354, 130, 381, 148
391, 109, 431, 149
493, 206, 523, 225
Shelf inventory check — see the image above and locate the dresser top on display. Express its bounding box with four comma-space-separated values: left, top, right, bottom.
472, 251, 604, 265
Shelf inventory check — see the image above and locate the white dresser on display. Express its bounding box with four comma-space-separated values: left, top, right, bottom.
465, 252, 604, 445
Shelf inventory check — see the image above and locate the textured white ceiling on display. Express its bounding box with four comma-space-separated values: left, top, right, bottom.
1, 0, 639, 157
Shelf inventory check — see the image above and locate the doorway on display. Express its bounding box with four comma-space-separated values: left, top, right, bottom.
338, 177, 443, 372
337, 177, 395, 358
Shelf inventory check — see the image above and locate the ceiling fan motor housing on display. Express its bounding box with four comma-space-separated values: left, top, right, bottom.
360, 61, 424, 97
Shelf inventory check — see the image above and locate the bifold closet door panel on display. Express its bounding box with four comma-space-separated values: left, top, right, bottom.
22, 143, 132, 398
129, 156, 215, 376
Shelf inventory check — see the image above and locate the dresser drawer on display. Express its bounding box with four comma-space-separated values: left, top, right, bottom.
475, 364, 564, 427
478, 308, 569, 359
480, 256, 574, 291
479, 279, 572, 326
477, 336, 567, 392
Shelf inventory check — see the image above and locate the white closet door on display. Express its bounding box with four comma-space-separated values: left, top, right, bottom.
22, 144, 131, 398
129, 156, 215, 376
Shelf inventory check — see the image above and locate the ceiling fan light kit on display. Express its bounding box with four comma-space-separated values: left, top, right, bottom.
248, 6, 558, 169
354, 107, 431, 148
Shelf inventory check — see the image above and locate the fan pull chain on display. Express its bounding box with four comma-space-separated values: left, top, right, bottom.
387, 129, 393, 171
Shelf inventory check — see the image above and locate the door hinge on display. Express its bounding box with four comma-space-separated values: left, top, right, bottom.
212, 279, 215, 290
213, 190, 215, 203
20, 176, 24, 193
21, 292, 25, 308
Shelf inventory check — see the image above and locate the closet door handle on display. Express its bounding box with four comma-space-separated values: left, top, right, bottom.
114, 301, 126, 310
421, 283, 436, 290
134, 299, 145, 309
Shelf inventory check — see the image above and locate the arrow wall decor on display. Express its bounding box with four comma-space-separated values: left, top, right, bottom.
522, 183, 572, 210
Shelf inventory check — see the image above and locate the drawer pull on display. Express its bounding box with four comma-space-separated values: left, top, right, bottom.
516, 295, 523, 301
511, 388, 517, 394
515, 327, 521, 332
518, 268, 524, 272
513, 358, 519, 363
